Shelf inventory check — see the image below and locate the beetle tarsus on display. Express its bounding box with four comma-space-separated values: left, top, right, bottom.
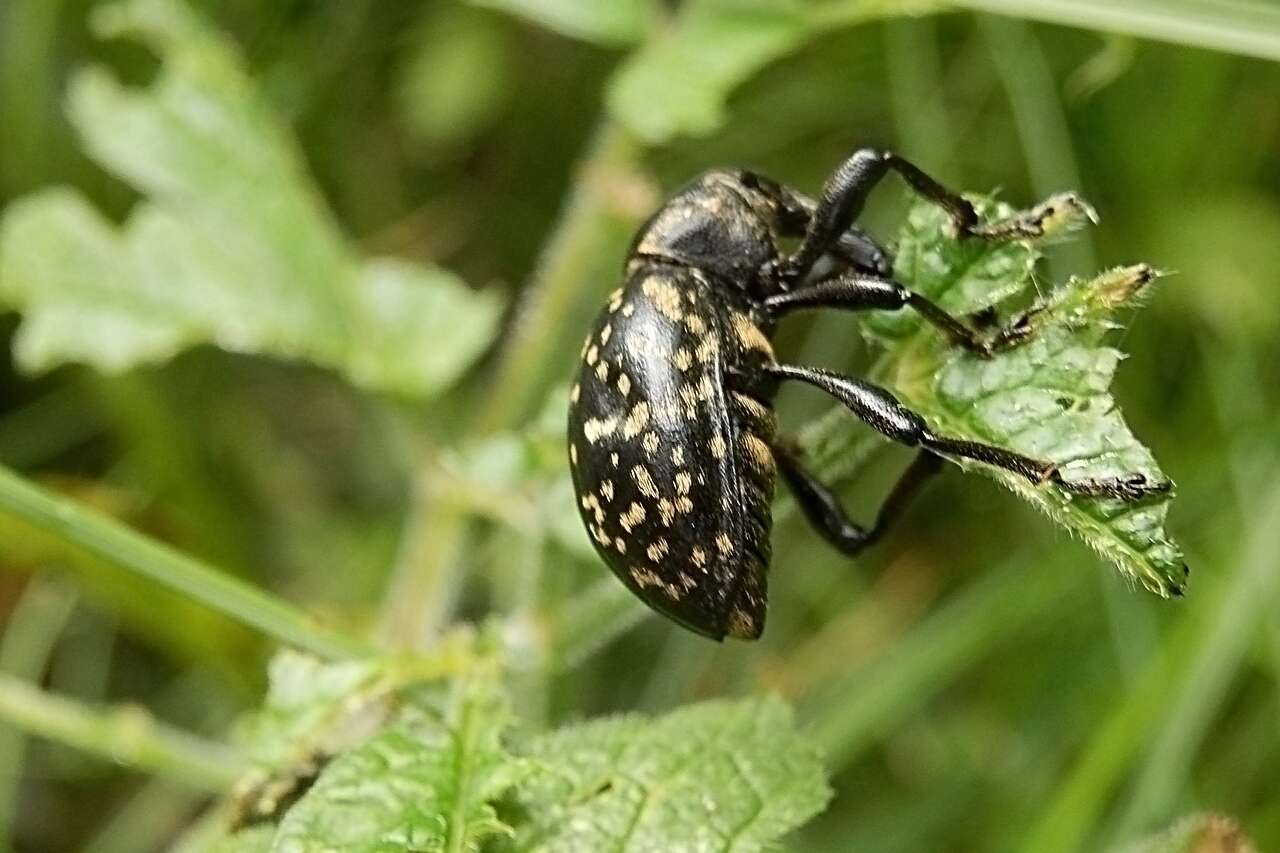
1051, 471, 1172, 500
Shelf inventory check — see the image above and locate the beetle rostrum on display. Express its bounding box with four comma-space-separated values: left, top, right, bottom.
566, 147, 1170, 641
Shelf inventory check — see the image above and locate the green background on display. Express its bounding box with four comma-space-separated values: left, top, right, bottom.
1, 1, 1278, 850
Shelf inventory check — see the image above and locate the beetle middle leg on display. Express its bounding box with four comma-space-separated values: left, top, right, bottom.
760, 271, 995, 356
763, 363, 1171, 501
773, 441, 942, 556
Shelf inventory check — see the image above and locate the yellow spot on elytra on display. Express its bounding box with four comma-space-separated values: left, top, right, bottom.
675, 471, 692, 495
646, 538, 669, 563
583, 416, 618, 443
715, 533, 734, 556
610, 452, 619, 468
675, 496, 693, 514
697, 375, 715, 401
679, 384, 700, 415
614, 537, 626, 553
630, 566, 682, 600
586, 345, 599, 366
570, 383, 581, 403
685, 313, 707, 335
709, 435, 727, 459
631, 566, 661, 589
608, 289, 624, 312
632, 464, 660, 499
595, 361, 608, 382
583, 493, 605, 524
642, 431, 660, 455
622, 400, 651, 440
621, 302, 635, 317
600, 323, 612, 345
673, 348, 693, 372
600, 479, 615, 502
620, 502, 646, 532
731, 312, 773, 356
570, 445, 578, 465
695, 335, 718, 364
727, 607, 755, 638
741, 434, 774, 470
691, 547, 708, 569
732, 391, 769, 421
657, 498, 675, 527
617, 373, 631, 396
671, 445, 685, 466
642, 277, 684, 322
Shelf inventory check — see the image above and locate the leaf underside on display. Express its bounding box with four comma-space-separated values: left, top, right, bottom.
854, 195, 1186, 596
0, 0, 502, 398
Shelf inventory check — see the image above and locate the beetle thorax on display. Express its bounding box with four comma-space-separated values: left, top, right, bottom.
630, 170, 778, 291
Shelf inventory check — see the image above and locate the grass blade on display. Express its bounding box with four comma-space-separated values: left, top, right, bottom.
0, 465, 369, 660
956, 0, 1280, 61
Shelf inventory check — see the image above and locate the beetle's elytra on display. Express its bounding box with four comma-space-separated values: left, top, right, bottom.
567, 148, 1170, 641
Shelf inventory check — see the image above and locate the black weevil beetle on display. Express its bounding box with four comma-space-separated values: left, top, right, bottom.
567, 148, 1168, 641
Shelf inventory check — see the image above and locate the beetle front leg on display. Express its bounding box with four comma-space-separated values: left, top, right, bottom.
773, 441, 942, 556
760, 272, 995, 357
770, 149, 979, 284
763, 363, 1172, 502
743, 171, 892, 277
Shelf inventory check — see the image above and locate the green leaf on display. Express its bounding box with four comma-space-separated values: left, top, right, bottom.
271, 677, 520, 853
504, 696, 831, 852
605, 0, 950, 143
845, 194, 1185, 595
235, 651, 391, 770
469, 0, 657, 46
607, 0, 811, 143
0, 0, 502, 398
395, 7, 511, 148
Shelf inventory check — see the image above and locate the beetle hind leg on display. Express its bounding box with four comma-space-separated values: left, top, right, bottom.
774, 441, 942, 556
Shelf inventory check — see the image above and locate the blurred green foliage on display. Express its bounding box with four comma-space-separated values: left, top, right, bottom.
1, 0, 1279, 850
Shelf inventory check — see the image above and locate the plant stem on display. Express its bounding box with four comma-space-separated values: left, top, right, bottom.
474, 121, 648, 432
0, 578, 77, 853
378, 121, 649, 647
0, 672, 243, 791
0, 465, 370, 660
377, 469, 469, 649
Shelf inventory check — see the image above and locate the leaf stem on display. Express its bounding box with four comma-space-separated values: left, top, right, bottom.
0, 671, 243, 791
0, 578, 77, 852
473, 121, 648, 432
0, 465, 370, 660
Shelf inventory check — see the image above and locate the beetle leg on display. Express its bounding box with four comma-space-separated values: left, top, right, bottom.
773, 441, 941, 556
742, 171, 893, 277
763, 363, 1172, 502
760, 272, 994, 357
770, 148, 979, 284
